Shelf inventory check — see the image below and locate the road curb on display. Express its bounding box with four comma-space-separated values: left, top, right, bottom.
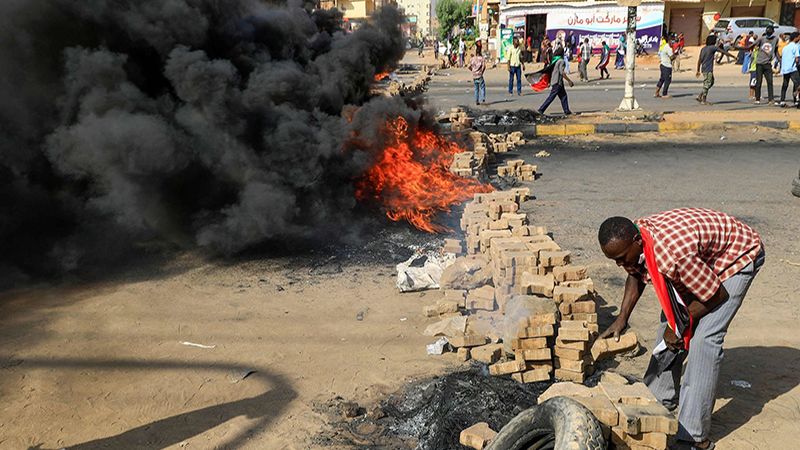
526, 120, 793, 137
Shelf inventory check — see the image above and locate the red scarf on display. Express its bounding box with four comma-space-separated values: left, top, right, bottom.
640, 226, 694, 350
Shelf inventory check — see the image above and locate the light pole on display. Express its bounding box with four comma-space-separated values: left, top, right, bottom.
617, 1, 640, 111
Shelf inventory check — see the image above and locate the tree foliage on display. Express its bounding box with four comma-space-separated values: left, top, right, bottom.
435, 0, 472, 40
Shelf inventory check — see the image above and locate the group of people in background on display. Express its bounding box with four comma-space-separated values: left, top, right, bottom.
460, 24, 800, 115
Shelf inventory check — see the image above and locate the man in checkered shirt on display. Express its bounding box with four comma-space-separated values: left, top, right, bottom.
597, 208, 765, 450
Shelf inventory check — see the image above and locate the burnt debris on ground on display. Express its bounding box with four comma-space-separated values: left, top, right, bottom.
313, 367, 549, 449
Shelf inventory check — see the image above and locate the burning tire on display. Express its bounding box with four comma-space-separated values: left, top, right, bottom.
486, 396, 606, 450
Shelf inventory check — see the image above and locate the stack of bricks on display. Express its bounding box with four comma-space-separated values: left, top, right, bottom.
449, 151, 486, 179
449, 107, 473, 132
468, 131, 495, 164
538, 376, 678, 450
487, 131, 525, 153
496, 159, 538, 181
438, 187, 601, 385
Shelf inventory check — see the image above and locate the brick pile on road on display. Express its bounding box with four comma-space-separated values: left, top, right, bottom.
537, 374, 677, 450
422, 187, 638, 385
496, 158, 537, 181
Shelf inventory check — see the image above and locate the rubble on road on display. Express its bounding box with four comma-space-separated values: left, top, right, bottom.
537, 381, 676, 450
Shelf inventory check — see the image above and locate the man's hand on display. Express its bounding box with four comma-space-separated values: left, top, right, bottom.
663, 326, 684, 351
599, 317, 627, 342
568, 80, 575, 87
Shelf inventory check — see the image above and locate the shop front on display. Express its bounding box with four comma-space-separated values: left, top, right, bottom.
497, 1, 665, 62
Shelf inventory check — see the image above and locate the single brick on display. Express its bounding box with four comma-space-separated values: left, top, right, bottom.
511, 337, 549, 350
537, 381, 595, 402
516, 348, 552, 362
489, 358, 527, 376
471, 344, 503, 364
553, 286, 591, 303
448, 335, 490, 348
540, 250, 571, 267
525, 361, 554, 373
554, 346, 585, 360
563, 278, 596, 292
557, 327, 594, 342
615, 403, 678, 434
567, 312, 598, 322
436, 301, 461, 314
518, 323, 555, 338
457, 347, 471, 361
518, 272, 555, 297
526, 240, 562, 255
521, 312, 558, 326
489, 219, 509, 230
591, 332, 638, 361
554, 356, 591, 372
559, 320, 591, 329
600, 371, 630, 385
572, 395, 620, 427
599, 382, 659, 405
554, 368, 586, 383
459, 422, 497, 450
570, 300, 597, 314
512, 368, 551, 383
555, 338, 589, 351
552, 265, 588, 282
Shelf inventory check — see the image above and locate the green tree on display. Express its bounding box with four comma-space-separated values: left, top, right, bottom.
435, 0, 472, 40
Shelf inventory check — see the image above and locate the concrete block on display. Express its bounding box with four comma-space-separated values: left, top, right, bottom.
525, 361, 554, 373
591, 332, 638, 361
489, 358, 527, 376
565, 312, 598, 322
570, 300, 597, 314
555, 338, 589, 351
554, 356, 591, 372
459, 422, 497, 449
457, 347, 471, 361
615, 403, 678, 434
512, 368, 551, 383
613, 428, 668, 449
521, 312, 558, 326
489, 219, 509, 230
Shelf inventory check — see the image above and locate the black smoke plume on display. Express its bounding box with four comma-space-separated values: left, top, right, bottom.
0, 0, 420, 285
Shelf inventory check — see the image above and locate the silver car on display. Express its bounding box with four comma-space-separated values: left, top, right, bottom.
713, 17, 797, 41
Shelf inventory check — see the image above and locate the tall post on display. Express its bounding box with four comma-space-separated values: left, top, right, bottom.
618, 5, 640, 111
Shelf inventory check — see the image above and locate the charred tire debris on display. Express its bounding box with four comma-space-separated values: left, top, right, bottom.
486, 397, 606, 450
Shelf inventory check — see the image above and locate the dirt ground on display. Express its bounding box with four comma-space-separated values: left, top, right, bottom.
1, 130, 799, 449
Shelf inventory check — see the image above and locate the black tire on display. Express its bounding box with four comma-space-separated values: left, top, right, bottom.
792, 177, 800, 198
486, 396, 606, 450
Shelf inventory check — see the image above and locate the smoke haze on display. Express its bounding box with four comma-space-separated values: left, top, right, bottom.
0, 0, 422, 285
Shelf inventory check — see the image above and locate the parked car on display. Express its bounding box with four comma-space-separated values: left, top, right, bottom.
713, 17, 797, 41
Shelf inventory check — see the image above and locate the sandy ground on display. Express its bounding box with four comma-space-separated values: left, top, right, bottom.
1, 132, 799, 448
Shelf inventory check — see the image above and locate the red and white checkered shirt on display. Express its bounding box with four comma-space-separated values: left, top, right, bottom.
634, 208, 763, 302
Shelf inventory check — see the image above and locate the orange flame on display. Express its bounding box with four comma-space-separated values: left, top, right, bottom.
355, 116, 493, 233
374, 71, 390, 81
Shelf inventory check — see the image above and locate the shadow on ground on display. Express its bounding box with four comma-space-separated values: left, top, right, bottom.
15, 358, 296, 450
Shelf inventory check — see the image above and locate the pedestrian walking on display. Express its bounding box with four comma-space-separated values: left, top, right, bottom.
748, 47, 759, 100
469, 41, 486, 106
538, 47, 573, 115
507, 37, 525, 96
696, 35, 735, 104
433, 38, 439, 61
597, 209, 764, 450
655, 37, 675, 98
672, 33, 685, 72
564, 45, 572, 74
596, 41, 610, 79
458, 38, 466, 68
615, 34, 626, 69
745, 25, 778, 104
778, 32, 800, 107
541, 37, 553, 66
417, 38, 424, 57
578, 38, 591, 81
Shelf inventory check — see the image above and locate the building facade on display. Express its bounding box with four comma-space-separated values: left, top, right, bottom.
397, 0, 435, 37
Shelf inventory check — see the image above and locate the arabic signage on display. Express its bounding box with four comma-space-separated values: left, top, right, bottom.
501, 2, 664, 50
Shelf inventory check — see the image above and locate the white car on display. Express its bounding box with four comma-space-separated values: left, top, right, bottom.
713, 17, 797, 41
